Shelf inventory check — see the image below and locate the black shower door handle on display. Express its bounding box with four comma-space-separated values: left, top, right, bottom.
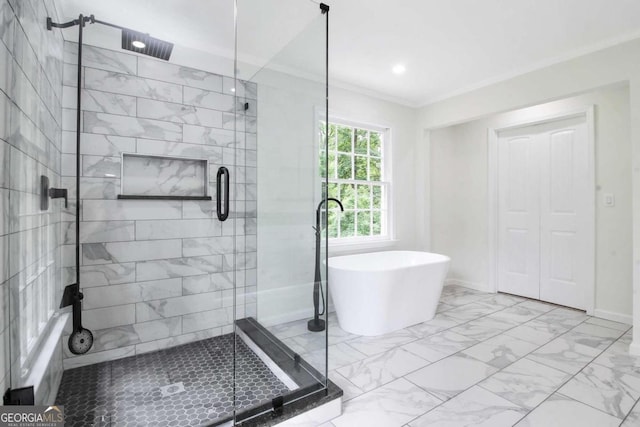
216, 166, 230, 221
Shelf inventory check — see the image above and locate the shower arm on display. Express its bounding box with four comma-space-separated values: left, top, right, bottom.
48, 15, 145, 36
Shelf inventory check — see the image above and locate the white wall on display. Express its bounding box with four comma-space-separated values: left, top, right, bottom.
430, 86, 632, 321
416, 37, 640, 353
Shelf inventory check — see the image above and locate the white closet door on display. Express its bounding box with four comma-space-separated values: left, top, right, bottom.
538, 116, 588, 309
497, 131, 541, 299
497, 116, 589, 310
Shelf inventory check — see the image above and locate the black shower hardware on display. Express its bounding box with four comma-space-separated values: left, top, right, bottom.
217, 166, 230, 221
40, 175, 68, 210
308, 198, 343, 332
47, 15, 173, 61
60, 283, 94, 355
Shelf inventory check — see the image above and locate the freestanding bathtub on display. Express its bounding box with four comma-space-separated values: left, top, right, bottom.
328, 251, 450, 336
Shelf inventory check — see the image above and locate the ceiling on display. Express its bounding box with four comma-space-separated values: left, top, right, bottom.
57, 0, 640, 107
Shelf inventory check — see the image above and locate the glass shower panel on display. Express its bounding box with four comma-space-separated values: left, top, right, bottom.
234, 1, 329, 422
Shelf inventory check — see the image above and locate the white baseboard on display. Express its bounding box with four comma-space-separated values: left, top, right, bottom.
629, 341, 640, 356
444, 279, 492, 293
592, 309, 633, 325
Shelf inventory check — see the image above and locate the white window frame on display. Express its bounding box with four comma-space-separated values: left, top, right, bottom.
318, 114, 394, 249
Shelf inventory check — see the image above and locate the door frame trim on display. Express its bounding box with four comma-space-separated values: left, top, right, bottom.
487, 106, 596, 314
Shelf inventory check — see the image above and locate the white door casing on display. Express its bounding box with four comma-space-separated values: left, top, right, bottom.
494, 112, 593, 310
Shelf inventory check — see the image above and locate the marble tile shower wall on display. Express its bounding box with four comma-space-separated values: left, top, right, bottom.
0, 0, 65, 402
60, 42, 258, 369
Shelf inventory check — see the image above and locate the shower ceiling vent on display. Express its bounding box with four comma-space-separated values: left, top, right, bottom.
122, 28, 173, 60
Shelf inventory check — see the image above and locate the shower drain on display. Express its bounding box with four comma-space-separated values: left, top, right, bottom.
159, 382, 185, 397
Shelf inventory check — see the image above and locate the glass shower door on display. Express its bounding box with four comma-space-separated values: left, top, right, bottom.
233, 1, 330, 423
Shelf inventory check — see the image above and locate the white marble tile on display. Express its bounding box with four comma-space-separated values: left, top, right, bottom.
513, 299, 556, 314
182, 125, 239, 147
183, 86, 239, 112
409, 385, 527, 427
63, 345, 136, 370
80, 263, 136, 287
461, 334, 538, 369
440, 292, 492, 308
336, 348, 430, 392
585, 317, 631, 332
82, 239, 182, 265
134, 327, 223, 355
346, 329, 419, 356
83, 200, 182, 221
558, 363, 640, 418
592, 340, 640, 375
305, 342, 368, 372
82, 278, 182, 309
83, 304, 136, 330
621, 400, 640, 426
267, 319, 310, 340
136, 139, 223, 161
84, 111, 182, 142
331, 378, 442, 427
535, 307, 588, 328
84, 68, 182, 102
182, 272, 234, 294
137, 98, 223, 128
449, 316, 511, 342
486, 304, 544, 325
63, 132, 135, 156
329, 371, 364, 402
563, 322, 625, 350
135, 256, 223, 281
63, 86, 137, 116
64, 42, 137, 74
82, 155, 121, 178
182, 236, 234, 257
406, 313, 461, 338
402, 330, 478, 362
182, 306, 233, 334
479, 357, 571, 409
405, 355, 498, 401
138, 57, 223, 92
135, 292, 223, 322
515, 393, 620, 427
527, 336, 601, 375
444, 301, 501, 322
80, 221, 134, 243
136, 219, 222, 240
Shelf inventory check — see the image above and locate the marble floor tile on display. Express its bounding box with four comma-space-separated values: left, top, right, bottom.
461, 334, 539, 369
347, 329, 419, 356
336, 348, 430, 392
563, 322, 625, 350
267, 319, 309, 340
440, 293, 493, 308
329, 371, 365, 402
527, 336, 601, 375
436, 302, 454, 313
503, 323, 558, 346
408, 386, 527, 427
479, 357, 571, 409
486, 304, 545, 325
305, 342, 368, 371
584, 317, 631, 332
514, 393, 621, 427
480, 292, 526, 308
405, 355, 498, 401
402, 330, 478, 362
331, 378, 442, 427
444, 301, 501, 322
536, 307, 588, 328
450, 316, 513, 342
558, 363, 640, 418
592, 340, 640, 376
621, 399, 640, 426
513, 299, 556, 314
407, 313, 461, 338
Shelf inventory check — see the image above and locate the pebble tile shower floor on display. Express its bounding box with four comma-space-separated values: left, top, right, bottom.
56, 334, 291, 426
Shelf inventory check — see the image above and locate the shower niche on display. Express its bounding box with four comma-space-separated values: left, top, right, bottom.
118, 153, 211, 200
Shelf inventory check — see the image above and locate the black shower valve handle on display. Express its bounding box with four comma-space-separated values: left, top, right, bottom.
49, 187, 68, 208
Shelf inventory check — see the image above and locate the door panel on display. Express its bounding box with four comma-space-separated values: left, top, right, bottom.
497, 116, 589, 310
539, 117, 588, 309
497, 135, 540, 299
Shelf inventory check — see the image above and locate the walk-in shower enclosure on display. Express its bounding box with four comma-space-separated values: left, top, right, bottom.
0, 0, 335, 424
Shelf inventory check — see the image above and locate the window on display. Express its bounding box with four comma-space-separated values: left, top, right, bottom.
320, 120, 390, 242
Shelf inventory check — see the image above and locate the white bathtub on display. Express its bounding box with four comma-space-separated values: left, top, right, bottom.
328, 251, 450, 336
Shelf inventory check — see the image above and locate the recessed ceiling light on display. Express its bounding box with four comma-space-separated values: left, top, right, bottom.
132, 40, 146, 49
392, 64, 406, 75
230, 87, 236, 93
